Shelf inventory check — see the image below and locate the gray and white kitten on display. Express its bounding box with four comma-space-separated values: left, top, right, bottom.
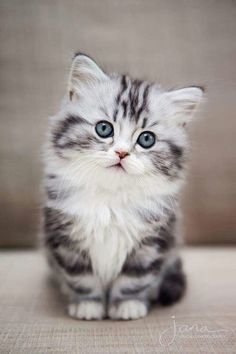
42, 53, 203, 320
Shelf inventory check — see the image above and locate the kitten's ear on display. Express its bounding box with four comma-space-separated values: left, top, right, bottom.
68, 53, 108, 100
163, 86, 205, 125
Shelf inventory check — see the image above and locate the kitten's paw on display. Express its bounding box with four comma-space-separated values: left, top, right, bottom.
68, 301, 105, 320
108, 300, 148, 320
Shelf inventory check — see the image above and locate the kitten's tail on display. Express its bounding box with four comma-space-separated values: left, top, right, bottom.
158, 258, 187, 306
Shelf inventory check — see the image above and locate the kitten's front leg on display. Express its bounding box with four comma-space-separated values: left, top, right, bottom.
44, 207, 106, 320
108, 258, 163, 320
49, 251, 106, 320
64, 273, 106, 320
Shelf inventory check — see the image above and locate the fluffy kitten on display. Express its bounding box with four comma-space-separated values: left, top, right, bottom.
42, 53, 203, 320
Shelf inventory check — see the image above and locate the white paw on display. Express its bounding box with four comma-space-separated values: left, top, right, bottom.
108, 300, 148, 320
68, 301, 105, 320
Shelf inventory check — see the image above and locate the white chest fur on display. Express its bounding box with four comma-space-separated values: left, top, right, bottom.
77, 201, 146, 284
89, 223, 133, 284
53, 185, 152, 284
47, 169, 172, 284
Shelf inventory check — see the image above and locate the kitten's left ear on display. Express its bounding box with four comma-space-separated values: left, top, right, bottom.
163, 86, 205, 125
68, 53, 108, 100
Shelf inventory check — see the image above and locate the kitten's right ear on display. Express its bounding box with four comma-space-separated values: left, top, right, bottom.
68, 53, 108, 100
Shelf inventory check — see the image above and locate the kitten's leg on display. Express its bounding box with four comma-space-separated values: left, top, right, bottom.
107, 211, 184, 320
108, 277, 150, 320
44, 207, 105, 320
108, 258, 164, 320
65, 275, 105, 320
157, 257, 186, 306
49, 250, 106, 320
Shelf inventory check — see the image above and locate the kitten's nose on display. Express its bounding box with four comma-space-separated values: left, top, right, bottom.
115, 150, 129, 159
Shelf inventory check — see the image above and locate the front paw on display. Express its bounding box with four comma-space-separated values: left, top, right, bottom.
108, 300, 148, 320
68, 301, 105, 320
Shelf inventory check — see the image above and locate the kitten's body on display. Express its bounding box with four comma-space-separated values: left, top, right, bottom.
42, 54, 203, 320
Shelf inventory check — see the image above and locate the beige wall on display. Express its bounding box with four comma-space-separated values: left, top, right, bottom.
0, 0, 235, 247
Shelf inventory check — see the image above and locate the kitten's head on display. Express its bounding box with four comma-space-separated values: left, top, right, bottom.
50, 53, 204, 194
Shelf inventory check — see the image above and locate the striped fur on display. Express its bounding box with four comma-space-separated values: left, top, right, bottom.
42, 53, 203, 320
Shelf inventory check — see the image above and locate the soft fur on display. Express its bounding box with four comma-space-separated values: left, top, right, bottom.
42, 53, 203, 320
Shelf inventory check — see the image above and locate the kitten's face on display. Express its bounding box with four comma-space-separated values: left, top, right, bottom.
51, 54, 203, 192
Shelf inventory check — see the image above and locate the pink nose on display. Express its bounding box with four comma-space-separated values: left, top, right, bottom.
115, 150, 129, 159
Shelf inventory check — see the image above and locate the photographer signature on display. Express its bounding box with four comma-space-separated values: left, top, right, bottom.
159, 315, 234, 346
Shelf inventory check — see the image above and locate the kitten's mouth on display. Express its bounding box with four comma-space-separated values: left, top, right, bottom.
110, 162, 125, 171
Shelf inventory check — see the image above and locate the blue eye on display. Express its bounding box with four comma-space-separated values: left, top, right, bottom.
95, 121, 114, 138
137, 131, 155, 149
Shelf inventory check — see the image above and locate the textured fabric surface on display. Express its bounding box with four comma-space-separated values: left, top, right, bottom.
0, 247, 235, 353
0, 0, 236, 247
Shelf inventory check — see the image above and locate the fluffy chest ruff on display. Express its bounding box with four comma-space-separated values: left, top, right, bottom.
68, 190, 152, 284
89, 224, 135, 285
50, 179, 169, 285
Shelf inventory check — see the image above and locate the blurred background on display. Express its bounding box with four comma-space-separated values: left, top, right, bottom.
0, 0, 235, 247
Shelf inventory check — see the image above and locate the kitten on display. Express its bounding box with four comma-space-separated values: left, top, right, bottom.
42, 53, 204, 320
